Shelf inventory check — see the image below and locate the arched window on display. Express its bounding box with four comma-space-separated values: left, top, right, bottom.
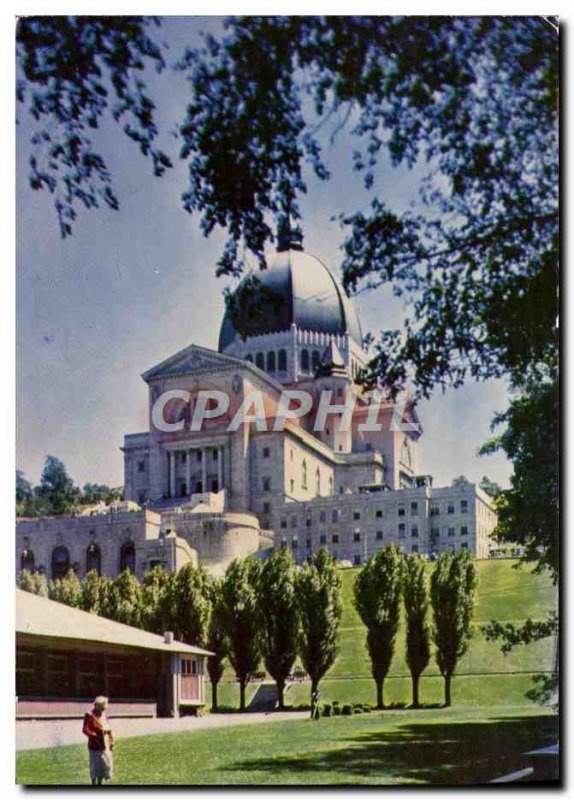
86, 543, 101, 576
245, 354, 253, 363
302, 460, 308, 490
301, 349, 309, 372
312, 350, 320, 371
255, 352, 265, 370
20, 548, 34, 572
120, 541, 136, 574
51, 546, 70, 580
329, 476, 334, 495
278, 349, 287, 371
315, 468, 321, 495
267, 351, 276, 372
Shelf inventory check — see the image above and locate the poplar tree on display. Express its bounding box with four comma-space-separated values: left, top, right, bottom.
403, 554, 431, 708
354, 543, 403, 709
257, 548, 299, 709
430, 549, 477, 706
205, 578, 228, 713
221, 557, 262, 711
172, 562, 211, 647
49, 567, 82, 607
296, 548, 342, 709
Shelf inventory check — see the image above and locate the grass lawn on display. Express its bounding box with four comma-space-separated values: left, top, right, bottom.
17, 707, 558, 785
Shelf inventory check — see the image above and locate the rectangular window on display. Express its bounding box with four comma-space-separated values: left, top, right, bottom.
332, 534, 339, 544
461, 499, 468, 513
306, 517, 312, 527
320, 534, 327, 545
398, 505, 405, 517
430, 506, 440, 516
411, 544, 419, 553
461, 526, 468, 536
263, 446, 270, 458
448, 527, 456, 537
213, 449, 218, 461
332, 509, 339, 523
376, 531, 383, 541
262, 477, 271, 491
320, 510, 327, 523
137, 460, 145, 473
354, 532, 361, 542
291, 538, 299, 549
376, 509, 383, 518
354, 554, 362, 565
411, 526, 419, 538
306, 537, 311, 548
280, 518, 287, 529
460, 542, 469, 550
353, 511, 361, 521
263, 502, 270, 514
448, 504, 455, 515
280, 538, 287, 548
411, 502, 418, 516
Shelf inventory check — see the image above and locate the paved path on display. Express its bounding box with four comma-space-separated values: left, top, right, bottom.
16, 711, 308, 752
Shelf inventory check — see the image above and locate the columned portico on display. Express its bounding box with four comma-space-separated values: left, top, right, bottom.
165, 443, 226, 498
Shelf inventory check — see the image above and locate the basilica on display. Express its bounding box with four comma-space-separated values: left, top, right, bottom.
17, 230, 497, 580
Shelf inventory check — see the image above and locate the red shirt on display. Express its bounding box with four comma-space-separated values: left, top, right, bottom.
82, 711, 115, 751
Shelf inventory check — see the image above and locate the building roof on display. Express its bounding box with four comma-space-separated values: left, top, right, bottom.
16, 589, 213, 657
218, 245, 363, 351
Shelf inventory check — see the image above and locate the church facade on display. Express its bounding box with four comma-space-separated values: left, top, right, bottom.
17, 231, 497, 579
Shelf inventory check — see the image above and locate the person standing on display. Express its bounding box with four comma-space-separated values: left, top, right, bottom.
82, 696, 115, 785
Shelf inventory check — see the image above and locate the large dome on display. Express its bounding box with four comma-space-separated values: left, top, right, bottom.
218, 246, 363, 352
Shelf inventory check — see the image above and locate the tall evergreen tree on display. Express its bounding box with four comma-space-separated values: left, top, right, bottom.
36, 455, 78, 516
142, 565, 176, 635
18, 568, 49, 597
108, 570, 144, 628
296, 548, 342, 709
205, 578, 228, 713
354, 543, 403, 709
403, 554, 431, 708
220, 557, 262, 711
257, 548, 299, 709
430, 549, 477, 706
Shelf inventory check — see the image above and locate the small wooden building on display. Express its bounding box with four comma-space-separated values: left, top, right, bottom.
16, 589, 212, 719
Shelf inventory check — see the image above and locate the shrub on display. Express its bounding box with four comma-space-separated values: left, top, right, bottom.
322, 703, 332, 717
333, 705, 342, 716
341, 704, 353, 716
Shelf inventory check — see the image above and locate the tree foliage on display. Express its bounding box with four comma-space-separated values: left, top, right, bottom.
480, 379, 558, 582
35, 455, 79, 516
107, 569, 144, 627
403, 554, 431, 708
257, 548, 299, 709
296, 548, 342, 703
16, 16, 171, 236
204, 578, 228, 712
18, 568, 49, 597
48, 567, 83, 607
430, 549, 477, 706
141, 565, 176, 634
220, 557, 262, 711
172, 563, 211, 647
354, 543, 402, 709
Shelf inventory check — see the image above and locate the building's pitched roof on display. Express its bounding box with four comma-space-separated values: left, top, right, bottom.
16, 589, 212, 656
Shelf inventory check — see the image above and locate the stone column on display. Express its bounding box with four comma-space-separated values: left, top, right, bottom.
217, 446, 223, 490
186, 449, 192, 495
201, 448, 207, 494
169, 451, 176, 498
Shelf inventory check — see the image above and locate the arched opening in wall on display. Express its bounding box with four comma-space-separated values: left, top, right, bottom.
300, 349, 309, 372
119, 541, 136, 574
255, 352, 265, 370
312, 350, 320, 372
51, 546, 70, 580
195, 480, 203, 493
20, 548, 34, 572
267, 351, 276, 372
245, 354, 253, 363
278, 349, 287, 372
180, 481, 188, 497
86, 543, 101, 575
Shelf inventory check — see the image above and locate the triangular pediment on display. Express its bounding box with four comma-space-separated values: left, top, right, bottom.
142, 345, 283, 393
142, 344, 250, 381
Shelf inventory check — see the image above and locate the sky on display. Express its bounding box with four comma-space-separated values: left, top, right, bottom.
16, 16, 513, 491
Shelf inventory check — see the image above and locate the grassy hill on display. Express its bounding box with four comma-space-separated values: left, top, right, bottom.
219, 558, 557, 709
